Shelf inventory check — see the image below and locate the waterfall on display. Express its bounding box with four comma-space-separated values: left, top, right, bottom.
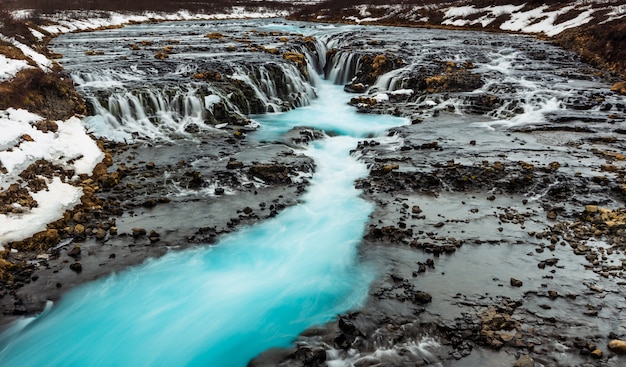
325, 51, 362, 85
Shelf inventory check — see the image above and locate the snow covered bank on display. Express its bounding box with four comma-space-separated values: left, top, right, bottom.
0, 55, 31, 82
0, 109, 104, 250
296, 1, 626, 37
39, 8, 292, 35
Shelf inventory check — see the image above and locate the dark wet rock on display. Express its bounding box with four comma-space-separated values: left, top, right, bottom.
69, 262, 83, 273
283, 127, 326, 146
413, 291, 432, 305
68, 245, 81, 258
292, 345, 326, 366
226, 159, 244, 169
249, 164, 292, 184
510, 278, 523, 287
142, 199, 157, 208
149, 230, 160, 243
132, 228, 147, 237
185, 171, 204, 189
346, 53, 405, 89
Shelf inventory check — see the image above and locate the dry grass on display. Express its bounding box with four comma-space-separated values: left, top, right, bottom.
554, 18, 626, 78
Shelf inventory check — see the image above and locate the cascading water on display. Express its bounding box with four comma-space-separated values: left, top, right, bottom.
4, 17, 624, 367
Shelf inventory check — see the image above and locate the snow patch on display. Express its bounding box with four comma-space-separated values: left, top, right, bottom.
0, 177, 83, 247
0, 109, 104, 248
0, 55, 31, 82
0, 35, 53, 71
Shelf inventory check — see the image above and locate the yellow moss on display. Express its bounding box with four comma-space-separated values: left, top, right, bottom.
372, 54, 387, 71
205, 32, 225, 39
611, 81, 626, 95
154, 51, 168, 60
283, 52, 305, 65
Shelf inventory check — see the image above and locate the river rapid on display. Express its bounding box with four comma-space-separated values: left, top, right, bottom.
1, 19, 626, 367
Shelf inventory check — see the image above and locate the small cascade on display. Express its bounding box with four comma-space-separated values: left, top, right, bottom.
368, 66, 410, 94
77, 61, 316, 141
325, 50, 362, 85
86, 87, 209, 141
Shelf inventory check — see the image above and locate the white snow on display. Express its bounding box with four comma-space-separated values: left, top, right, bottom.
30, 28, 46, 41
204, 95, 221, 112
373, 93, 389, 102
0, 35, 53, 71
0, 55, 31, 82
40, 8, 291, 36
439, 3, 607, 36
0, 109, 104, 249
390, 89, 414, 96
0, 177, 83, 248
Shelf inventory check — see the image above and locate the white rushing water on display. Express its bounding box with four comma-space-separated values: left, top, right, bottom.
0, 73, 406, 365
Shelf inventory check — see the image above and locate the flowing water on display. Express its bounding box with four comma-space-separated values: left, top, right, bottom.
2, 18, 626, 366
0, 20, 407, 365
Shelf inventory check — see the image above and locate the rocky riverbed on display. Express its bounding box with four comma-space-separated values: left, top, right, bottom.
1, 14, 626, 367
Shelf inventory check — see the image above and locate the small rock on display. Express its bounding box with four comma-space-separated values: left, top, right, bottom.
142, 199, 157, 208
214, 187, 225, 195
590, 349, 603, 358
513, 355, 534, 367
132, 228, 147, 237
72, 211, 87, 223
74, 224, 85, 236
109, 226, 118, 235
510, 278, 523, 287
608, 339, 626, 354
412, 205, 422, 214
70, 262, 83, 273
68, 245, 81, 258
94, 228, 107, 240
226, 160, 244, 169
243, 207, 253, 215
149, 230, 160, 243
413, 291, 432, 305
547, 210, 557, 220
